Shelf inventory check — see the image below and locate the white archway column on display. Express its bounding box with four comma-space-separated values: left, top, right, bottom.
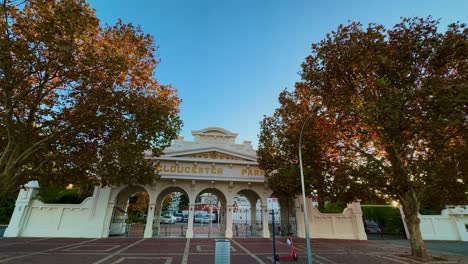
153, 204, 162, 235
225, 204, 234, 238
218, 204, 226, 234
262, 205, 270, 238
144, 203, 156, 238
186, 203, 195, 238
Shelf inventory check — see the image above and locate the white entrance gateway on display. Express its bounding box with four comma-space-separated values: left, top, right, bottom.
110, 127, 273, 238
5, 128, 274, 238
5, 127, 367, 239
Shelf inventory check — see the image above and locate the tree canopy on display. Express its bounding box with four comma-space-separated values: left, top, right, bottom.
258, 17, 467, 258
257, 89, 386, 209
0, 0, 182, 193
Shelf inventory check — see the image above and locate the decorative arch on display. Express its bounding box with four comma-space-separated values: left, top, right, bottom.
155, 186, 190, 205
194, 187, 227, 206
110, 184, 151, 204
108, 185, 150, 237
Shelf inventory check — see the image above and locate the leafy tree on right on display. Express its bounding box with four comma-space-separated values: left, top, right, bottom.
293, 17, 465, 258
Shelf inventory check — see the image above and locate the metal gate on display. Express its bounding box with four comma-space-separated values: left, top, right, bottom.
362, 205, 406, 240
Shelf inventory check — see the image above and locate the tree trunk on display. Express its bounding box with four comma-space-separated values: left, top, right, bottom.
400, 189, 428, 259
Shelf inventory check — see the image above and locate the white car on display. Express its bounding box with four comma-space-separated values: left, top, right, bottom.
201, 216, 210, 224
174, 213, 184, 222
194, 215, 202, 223
160, 214, 176, 224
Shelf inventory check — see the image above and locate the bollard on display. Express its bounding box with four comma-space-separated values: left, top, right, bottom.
215, 239, 230, 264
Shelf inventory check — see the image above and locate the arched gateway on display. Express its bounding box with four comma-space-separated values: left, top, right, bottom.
5, 127, 281, 239
6, 127, 367, 240
122, 127, 274, 238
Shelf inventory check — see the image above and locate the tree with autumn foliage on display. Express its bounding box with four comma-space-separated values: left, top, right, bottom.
297, 17, 467, 258
0, 0, 182, 194
258, 88, 385, 211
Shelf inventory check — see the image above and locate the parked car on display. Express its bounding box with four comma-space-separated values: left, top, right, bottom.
160, 214, 176, 224
174, 213, 184, 222
183, 215, 188, 223
194, 215, 203, 223
364, 220, 382, 233
201, 216, 210, 224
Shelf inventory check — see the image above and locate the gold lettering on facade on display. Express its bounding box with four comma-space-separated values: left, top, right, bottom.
156, 165, 263, 176
241, 168, 264, 176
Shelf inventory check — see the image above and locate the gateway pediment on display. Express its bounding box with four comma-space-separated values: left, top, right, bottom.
173, 151, 253, 162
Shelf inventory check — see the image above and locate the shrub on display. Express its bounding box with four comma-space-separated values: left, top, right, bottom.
0, 193, 16, 224
36, 188, 86, 204
321, 202, 346, 213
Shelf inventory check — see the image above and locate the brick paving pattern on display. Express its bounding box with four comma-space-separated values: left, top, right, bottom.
0, 237, 467, 264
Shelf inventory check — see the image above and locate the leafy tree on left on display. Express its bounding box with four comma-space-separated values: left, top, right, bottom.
0, 0, 182, 194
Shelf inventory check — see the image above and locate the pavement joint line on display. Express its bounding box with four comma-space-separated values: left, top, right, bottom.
309, 258, 326, 264
231, 239, 265, 264
313, 253, 338, 264
374, 254, 413, 264
391, 255, 425, 264
391, 254, 460, 264
323, 240, 462, 264
64, 244, 120, 252
38, 252, 109, 255
0, 237, 52, 247
181, 238, 190, 264
118, 253, 183, 256
112, 256, 172, 264
332, 245, 415, 264
92, 238, 145, 264
0, 238, 99, 263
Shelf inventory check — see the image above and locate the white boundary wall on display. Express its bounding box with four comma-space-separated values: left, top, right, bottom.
4, 182, 111, 238
400, 206, 468, 241
295, 198, 367, 240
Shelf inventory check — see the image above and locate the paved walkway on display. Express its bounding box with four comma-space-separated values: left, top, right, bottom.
0, 237, 467, 263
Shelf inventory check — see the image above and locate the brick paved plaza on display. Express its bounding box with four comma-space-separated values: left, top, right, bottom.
0, 237, 467, 264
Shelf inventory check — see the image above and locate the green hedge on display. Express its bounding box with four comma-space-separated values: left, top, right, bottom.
321, 202, 346, 213
0, 194, 16, 224
36, 188, 87, 204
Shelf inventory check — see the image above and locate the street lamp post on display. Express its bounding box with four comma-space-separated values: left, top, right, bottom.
299, 105, 320, 264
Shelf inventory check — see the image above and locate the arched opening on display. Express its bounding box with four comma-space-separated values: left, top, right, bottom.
193, 188, 226, 238
109, 186, 149, 237
153, 187, 189, 237
232, 189, 263, 237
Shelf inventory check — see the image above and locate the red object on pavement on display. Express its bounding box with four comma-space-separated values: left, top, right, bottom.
275, 235, 298, 261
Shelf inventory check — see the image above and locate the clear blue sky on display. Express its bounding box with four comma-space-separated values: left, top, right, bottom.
87, 0, 467, 148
